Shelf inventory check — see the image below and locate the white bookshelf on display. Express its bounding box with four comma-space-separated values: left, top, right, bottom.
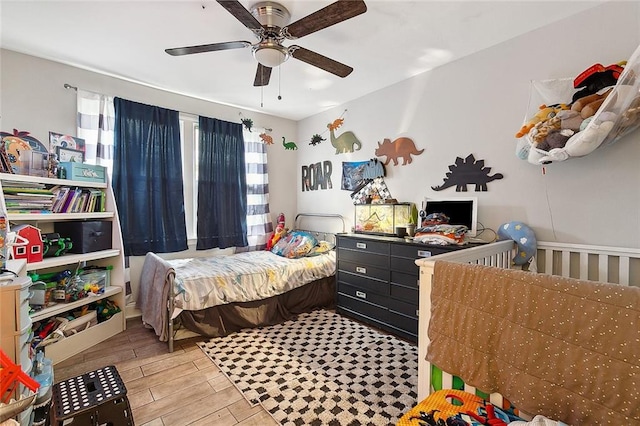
0, 173, 126, 365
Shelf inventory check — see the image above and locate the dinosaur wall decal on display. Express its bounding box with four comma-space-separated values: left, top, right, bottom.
374, 137, 424, 166
432, 154, 504, 192
327, 124, 362, 154
259, 133, 273, 145
282, 137, 298, 150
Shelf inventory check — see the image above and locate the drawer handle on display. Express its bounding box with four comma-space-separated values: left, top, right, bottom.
356, 242, 367, 249
356, 291, 367, 299
417, 250, 432, 258
356, 266, 367, 274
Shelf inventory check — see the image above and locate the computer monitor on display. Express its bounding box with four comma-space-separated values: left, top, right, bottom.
423, 197, 478, 237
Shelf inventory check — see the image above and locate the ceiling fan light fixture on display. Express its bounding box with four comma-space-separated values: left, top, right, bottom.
253, 43, 288, 68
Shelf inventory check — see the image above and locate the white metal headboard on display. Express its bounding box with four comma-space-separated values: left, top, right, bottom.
294, 213, 346, 245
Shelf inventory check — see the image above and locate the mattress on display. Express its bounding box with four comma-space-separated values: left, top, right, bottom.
170, 250, 336, 311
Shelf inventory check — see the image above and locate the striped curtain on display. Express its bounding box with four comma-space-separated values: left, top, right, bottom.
76, 90, 115, 173
242, 129, 272, 251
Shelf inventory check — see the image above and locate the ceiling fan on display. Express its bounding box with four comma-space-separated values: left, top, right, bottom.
165, 0, 367, 87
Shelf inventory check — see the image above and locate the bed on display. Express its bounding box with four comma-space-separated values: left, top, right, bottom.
414, 240, 640, 424
137, 213, 345, 352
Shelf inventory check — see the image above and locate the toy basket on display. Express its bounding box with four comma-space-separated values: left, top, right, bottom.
516, 43, 640, 165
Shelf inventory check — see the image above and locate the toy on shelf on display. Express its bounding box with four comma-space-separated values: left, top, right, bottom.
11, 224, 44, 263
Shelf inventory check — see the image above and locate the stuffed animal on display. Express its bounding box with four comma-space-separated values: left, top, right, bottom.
571, 88, 613, 119
550, 118, 615, 160
515, 104, 568, 138
536, 129, 574, 152
555, 110, 583, 131
572, 62, 624, 102
530, 116, 561, 145
266, 213, 286, 251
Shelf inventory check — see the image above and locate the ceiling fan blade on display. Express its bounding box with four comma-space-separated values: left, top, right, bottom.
217, 0, 263, 32
254, 64, 272, 87
284, 0, 367, 39
289, 46, 353, 78
165, 41, 251, 56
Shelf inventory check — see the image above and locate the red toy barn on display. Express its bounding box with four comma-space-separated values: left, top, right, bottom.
12, 224, 44, 263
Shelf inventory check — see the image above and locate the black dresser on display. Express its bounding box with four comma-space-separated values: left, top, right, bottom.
336, 233, 470, 343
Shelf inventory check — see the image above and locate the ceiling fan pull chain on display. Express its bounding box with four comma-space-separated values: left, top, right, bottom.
261, 85, 264, 108
278, 66, 282, 100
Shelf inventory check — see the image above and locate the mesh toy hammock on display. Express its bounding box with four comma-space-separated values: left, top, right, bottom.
515, 43, 640, 165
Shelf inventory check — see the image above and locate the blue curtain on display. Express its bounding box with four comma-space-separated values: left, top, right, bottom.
197, 116, 247, 250
112, 98, 188, 256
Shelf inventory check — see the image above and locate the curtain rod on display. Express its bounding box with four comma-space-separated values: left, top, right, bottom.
64, 82, 273, 132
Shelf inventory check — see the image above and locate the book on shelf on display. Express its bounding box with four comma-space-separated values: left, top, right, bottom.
4, 181, 107, 214
2, 187, 53, 195
3, 186, 55, 212
48, 186, 106, 213
51, 187, 70, 213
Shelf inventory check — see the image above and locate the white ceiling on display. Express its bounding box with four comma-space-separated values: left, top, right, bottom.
1, 1, 605, 121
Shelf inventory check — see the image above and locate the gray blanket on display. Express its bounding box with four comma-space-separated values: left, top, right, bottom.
137, 252, 175, 342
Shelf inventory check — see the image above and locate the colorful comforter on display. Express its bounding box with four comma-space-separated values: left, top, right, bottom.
170, 250, 336, 311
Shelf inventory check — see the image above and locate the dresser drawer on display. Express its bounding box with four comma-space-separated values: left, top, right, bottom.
390, 282, 418, 304
338, 249, 389, 269
338, 259, 389, 282
390, 256, 420, 274
19, 295, 31, 333
338, 271, 388, 295
388, 297, 418, 318
390, 243, 435, 260
338, 293, 388, 323
338, 282, 388, 306
390, 270, 418, 288
338, 237, 389, 255
387, 310, 418, 338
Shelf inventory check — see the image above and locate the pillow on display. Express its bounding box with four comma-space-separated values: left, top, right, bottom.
497, 221, 537, 265
306, 240, 335, 257
271, 230, 318, 259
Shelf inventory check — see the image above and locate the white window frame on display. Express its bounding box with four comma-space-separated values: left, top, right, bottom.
180, 113, 198, 241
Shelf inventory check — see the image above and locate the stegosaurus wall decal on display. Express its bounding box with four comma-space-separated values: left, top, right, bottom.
432, 154, 504, 192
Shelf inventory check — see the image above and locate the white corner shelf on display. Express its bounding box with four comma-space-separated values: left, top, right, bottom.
0, 171, 126, 365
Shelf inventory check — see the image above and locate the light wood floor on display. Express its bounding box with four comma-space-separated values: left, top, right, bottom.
54, 318, 279, 426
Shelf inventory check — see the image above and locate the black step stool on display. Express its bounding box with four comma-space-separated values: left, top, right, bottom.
50, 365, 133, 426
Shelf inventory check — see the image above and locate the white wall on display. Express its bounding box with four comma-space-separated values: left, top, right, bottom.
297, 2, 640, 248
0, 49, 299, 307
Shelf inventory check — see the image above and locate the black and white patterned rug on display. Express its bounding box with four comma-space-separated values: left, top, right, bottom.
198, 309, 418, 426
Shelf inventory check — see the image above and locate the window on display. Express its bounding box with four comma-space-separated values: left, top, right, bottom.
181, 116, 272, 248
78, 91, 270, 249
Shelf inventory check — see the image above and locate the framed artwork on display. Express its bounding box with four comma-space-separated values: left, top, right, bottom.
57, 147, 85, 163
341, 160, 368, 191
1, 129, 48, 174
49, 132, 85, 155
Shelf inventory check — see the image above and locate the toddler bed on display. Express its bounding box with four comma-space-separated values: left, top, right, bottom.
414, 240, 640, 425
137, 213, 345, 352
